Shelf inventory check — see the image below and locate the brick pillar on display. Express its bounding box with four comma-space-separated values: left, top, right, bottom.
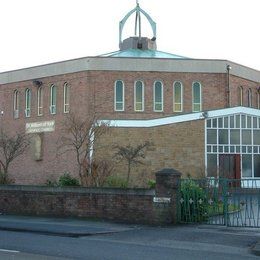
154, 168, 181, 224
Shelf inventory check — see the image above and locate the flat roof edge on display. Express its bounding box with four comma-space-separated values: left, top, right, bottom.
0, 57, 259, 84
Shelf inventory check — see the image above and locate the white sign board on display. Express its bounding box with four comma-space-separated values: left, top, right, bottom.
153, 197, 171, 203
26, 121, 55, 133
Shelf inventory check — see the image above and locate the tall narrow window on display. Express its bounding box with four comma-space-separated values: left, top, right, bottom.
50, 84, 57, 114
37, 86, 43, 116
153, 81, 163, 112
257, 90, 260, 109
238, 86, 243, 106
114, 80, 124, 111
192, 82, 202, 112
13, 90, 19, 119
173, 81, 183, 112
25, 88, 31, 117
134, 81, 144, 111
63, 82, 70, 113
247, 88, 252, 107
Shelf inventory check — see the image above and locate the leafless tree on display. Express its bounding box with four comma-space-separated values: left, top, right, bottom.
90, 159, 114, 187
57, 113, 109, 186
114, 141, 152, 185
0, 129, 30, 184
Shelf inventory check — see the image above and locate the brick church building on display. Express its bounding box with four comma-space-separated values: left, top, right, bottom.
0, 3, 259, 185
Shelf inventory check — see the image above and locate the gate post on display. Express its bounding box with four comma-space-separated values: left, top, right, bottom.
155, 168, 181, 224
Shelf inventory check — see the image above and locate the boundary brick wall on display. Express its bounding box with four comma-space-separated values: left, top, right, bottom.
0, 169, 181, 225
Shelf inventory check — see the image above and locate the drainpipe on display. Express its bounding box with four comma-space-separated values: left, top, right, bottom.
226, 65, 232, 107
0, 110, 3, 128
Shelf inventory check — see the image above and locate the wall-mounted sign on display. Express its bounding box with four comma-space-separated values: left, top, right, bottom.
153, 197, 171, 203
26, 121, 55, 133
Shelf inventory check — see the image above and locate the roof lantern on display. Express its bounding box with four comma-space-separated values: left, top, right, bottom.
119, 1, 157, 51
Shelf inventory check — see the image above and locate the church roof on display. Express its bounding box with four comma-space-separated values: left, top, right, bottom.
100, 49, 187, 59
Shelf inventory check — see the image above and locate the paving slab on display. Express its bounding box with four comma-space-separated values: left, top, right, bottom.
0, 215, 135, 237
251, 241, 260, 256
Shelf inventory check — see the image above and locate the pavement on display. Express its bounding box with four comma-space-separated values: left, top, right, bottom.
0, 214, 136, 237
251, 240, 260, 256
0, 214, 259, 257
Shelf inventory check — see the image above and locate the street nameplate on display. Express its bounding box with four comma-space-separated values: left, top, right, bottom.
153, 197, 171, 203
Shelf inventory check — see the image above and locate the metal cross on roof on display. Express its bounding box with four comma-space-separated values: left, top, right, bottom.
135, 1, 141, 38
119, 1, 156, 46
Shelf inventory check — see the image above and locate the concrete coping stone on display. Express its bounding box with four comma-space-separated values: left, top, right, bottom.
0, 185, 155, 196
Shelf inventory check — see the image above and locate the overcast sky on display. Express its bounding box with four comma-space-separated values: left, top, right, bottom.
0, 0, 259, 73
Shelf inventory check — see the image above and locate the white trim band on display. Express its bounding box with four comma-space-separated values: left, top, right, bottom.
100, 107, 260, 128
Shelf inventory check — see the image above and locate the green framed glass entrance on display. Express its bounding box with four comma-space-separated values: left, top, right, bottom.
206, 114, 260, 181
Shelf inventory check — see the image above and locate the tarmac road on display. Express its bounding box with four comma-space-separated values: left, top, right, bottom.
0, 215, 259, 259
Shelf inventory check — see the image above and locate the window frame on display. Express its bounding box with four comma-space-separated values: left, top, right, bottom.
114, 80, 125, 112
50, 84, 57, 115
153, 80, 163, 112
37, 86, 43, 116
13, 90, 19, 119
134, 80, 144, 112
238, 86, 243, 106
63, 82, 70, 113
257, 90, 260, 109
247, 88, 252, 108
173, 81, 183, 112
192, 81, 202, 112
25, 88, 31, 118
206, 114, 260, 179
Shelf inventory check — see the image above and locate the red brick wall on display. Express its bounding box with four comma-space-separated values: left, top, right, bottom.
0, 185, 175, 225
1, 71, 258, 124
0, 70, 258, 184
0, 71, 90, 184
229, 75, 259, 108
92, 71, 228, 119
0, 71, 90, 122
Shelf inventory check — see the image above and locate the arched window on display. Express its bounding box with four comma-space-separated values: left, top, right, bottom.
37, 86, 43, 116
63, 82, 70, 113
238, 86, 243, 106
13, 90, 19, 119
25, 88, 31, 117
153, 81, 163, 112
114, 80, 124, 111
173, 81, 183, 112
134, 81, 144, 111
50, 84, 57, 114
247, 88, 252, 107
257, 90, 260, 109
192, 82, 202, 112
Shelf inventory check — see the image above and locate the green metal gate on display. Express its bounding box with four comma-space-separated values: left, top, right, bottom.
177, 178, 260, 227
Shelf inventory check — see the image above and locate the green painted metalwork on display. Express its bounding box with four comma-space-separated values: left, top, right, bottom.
178, 178, 260, 227
119, 2, 156, 45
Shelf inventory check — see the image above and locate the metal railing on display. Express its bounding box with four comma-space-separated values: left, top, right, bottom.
178, 178, 260, 227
